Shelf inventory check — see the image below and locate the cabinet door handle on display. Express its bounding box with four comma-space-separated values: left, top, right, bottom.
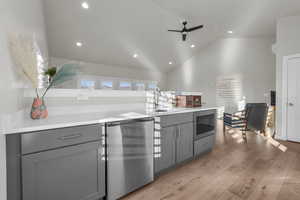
289, 102, 294, 106
175, 127, 178, 139
58, 133, 82, 141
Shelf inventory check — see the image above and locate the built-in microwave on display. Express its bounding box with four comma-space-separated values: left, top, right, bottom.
194, 110, 216, 141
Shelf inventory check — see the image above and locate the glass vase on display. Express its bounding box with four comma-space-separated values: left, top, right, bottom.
30, 97, 48, 120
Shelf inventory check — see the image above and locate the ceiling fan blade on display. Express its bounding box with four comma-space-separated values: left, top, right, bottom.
182, 34, 187, 41
168, 30, 182, 32
187, 25, 204, 32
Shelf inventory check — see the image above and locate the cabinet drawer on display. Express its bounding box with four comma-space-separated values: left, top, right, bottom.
194, 109, 216, 117
22, 124, 102, 154
160, 113, 193, 127
194, 135, 215, 156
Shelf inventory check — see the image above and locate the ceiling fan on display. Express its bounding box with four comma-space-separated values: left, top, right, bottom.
168, 21, 204, 41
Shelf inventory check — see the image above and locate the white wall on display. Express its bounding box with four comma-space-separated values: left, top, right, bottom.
275, 16, 300, 139
0, 0, 48, 115
167, 38, 276, 110
50, 57, 167, 89
0, 0, 48, 199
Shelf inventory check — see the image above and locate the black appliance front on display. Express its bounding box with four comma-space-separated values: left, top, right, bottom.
194, 112, 216, 140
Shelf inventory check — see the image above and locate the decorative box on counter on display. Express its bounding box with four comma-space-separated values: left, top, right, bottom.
175, 92, 202, 108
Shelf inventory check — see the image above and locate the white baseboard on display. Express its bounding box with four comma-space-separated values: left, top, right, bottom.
274, 134, 287, 141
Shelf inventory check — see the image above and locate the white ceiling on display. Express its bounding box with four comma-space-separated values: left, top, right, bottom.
43, 0, 300, 72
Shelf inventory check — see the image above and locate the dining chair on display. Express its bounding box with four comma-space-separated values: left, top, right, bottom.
223, 103, 268, 140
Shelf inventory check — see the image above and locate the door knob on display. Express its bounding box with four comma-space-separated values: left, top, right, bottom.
289, 102, 294, 106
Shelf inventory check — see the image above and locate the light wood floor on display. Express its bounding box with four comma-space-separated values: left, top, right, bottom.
122, 121, 300, 200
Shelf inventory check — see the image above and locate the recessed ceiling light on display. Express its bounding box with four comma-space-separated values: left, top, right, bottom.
76, 42, 83, 47
227, 30, 234, 34
133, 54, 138, 58
81, 2, 89, 9
169, 61, 173, 65
190, 44, 196, 48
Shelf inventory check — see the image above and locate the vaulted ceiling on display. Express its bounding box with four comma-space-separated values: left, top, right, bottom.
43, 0, 300, 72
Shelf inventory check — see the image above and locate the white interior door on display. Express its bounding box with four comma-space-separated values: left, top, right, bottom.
287, 57, 300, 142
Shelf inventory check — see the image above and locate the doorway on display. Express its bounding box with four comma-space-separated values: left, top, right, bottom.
286, 56, 300, 142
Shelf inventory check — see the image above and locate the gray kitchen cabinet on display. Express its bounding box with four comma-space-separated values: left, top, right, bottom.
176, 122, 194, 163
5, 124, 107, 200
160, 113, 194, 127
22, 141, 105, 200
155, 112, 194, 174
155, 111, 216, 175
154, 126, 176, 173
194, 134, 215, 156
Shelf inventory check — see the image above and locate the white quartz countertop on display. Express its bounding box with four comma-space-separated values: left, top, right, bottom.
2, 106, 217, 135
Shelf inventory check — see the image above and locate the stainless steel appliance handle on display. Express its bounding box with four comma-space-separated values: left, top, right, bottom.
107, 122, 121, 127
107, 118, 153, 127
135, 118, 154, 122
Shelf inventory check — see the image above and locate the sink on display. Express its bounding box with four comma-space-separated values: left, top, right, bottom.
155, 109, 169, 113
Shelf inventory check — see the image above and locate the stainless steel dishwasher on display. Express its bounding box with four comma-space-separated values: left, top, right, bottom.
106, 118, 154, 200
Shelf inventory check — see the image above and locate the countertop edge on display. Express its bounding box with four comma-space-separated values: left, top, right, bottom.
3, 107, 218, 135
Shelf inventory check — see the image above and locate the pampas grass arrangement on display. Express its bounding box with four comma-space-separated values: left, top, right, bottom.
9, 34, 41, 96
9, 33, 78, 119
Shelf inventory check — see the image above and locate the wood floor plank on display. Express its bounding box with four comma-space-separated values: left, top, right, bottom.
149, 144, 268, 200
247, 151, 297, 200
277, 153, 300, 200
277, 183, 300, 200
178, 151, 260, 200
227, 157, 278, 199
193, 146, 278, 200
218, 190, 243, 200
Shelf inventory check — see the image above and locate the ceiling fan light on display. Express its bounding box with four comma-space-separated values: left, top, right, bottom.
81, 2, 89, 9
76, 42, 83, 47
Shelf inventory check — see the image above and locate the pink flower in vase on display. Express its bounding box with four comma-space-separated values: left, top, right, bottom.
32, 98, 43, 108
31, 109, 41, 119
40, 109, 48, 119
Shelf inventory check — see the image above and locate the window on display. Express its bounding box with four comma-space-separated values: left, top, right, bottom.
134, 82, 145, 91
119, 81, 132, 90
80, 80, 95, 89
76, 75, 157, 91
147, 82, 157, 90
101, 80, 113, 90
